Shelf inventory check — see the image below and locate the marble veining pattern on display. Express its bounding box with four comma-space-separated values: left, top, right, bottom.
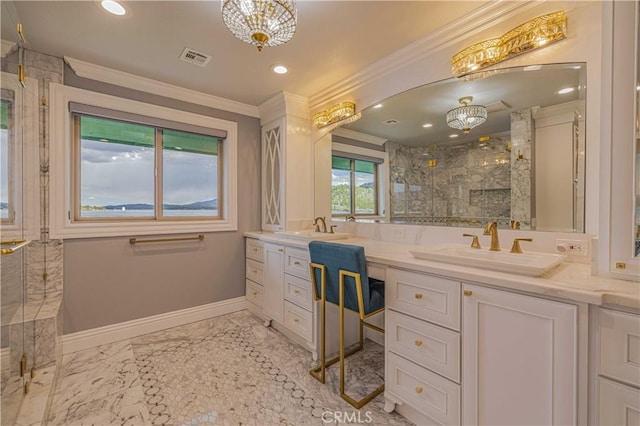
48, 311, 412, 425
388, 136, 512, 225
510, 108, 533, 229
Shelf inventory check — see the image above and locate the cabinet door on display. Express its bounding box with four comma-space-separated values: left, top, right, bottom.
262, 119, 285, 231
263, 243, 284, 323
599, 377, 640, 426
462, 284, 577, 425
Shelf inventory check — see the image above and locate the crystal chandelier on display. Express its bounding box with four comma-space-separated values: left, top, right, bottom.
221, 0, 297, 52
446, 96, 487, 134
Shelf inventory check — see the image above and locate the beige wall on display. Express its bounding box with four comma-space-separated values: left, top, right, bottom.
62, 68, 261, 333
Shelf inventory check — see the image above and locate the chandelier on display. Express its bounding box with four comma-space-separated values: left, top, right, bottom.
446, 96, 487, 134
221, 0, 297, 52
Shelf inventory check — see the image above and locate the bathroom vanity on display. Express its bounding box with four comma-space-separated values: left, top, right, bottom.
244, 231, 639, 425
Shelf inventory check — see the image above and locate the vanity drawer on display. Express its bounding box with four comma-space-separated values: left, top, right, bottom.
600, 308, 640, 387
387, 309, 460, 383
386, 268, 460, 331
386, 352, 460, 425
246, 259, 264, 284
284, 300, 313, 342
246, 279, 263, 308
284, 273, 313, 310
246, 238, 264, 262
284, 247, 310, 280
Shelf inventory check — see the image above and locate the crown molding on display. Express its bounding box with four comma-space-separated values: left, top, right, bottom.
332, 127, 387, 146
258, 91, 309, 125
1, 40, 16, 58
64, 56, 260, 118
308, 1, 540, 111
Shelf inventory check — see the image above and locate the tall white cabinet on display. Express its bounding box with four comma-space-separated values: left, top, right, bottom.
259, 92, 314, 232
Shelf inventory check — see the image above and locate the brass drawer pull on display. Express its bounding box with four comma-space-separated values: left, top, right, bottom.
293, 318, 299, 323
252, 269, 257, 274
278, 248, 284, 252
463, 290, 473, 296
414, 293, 423, 300
294, 261, 301, 265
294, 289, 300, 294
414, 340, 423, 347
252, 247, 257, 252
252, 292, 257, 296
415, 386, 423, 394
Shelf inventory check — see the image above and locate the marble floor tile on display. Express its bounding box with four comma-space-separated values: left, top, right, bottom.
48, 310, 412, 426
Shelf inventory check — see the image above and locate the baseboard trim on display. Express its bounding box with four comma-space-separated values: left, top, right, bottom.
62, 297, 248, 355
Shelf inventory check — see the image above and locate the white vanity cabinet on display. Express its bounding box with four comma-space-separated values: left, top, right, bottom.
245, 237, 317, 355
384, 268, 461, 425
384, 267, 579, 426
598, 308, 640, 425
462, 283, 578, 426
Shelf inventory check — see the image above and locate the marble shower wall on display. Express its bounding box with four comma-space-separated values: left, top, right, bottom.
510, 108, 533, 230
388, 136, 513, 226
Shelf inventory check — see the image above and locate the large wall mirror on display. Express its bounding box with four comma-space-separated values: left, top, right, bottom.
327, 63, 586, 232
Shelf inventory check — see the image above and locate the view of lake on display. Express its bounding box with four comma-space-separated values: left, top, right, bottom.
80, 209, 217, 218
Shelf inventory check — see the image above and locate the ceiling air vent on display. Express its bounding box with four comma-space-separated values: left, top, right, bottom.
179, 47, 212, 67
383, 119, 399, 125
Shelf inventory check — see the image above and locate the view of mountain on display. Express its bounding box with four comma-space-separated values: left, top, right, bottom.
102, 199, 217, 210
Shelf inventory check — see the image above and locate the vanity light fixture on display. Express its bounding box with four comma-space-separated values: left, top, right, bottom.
101, 0, 126, 15
312, 102, 357, 129
221, 0, 297, 52
451, 11, 567, 77
446, 96, 488, 134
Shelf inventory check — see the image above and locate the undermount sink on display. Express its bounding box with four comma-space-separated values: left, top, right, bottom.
409, 244, 566, 277
274, 230, 351, 241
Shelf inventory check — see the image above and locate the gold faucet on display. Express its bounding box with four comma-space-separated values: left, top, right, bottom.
313, 216, 327, 233
346, 215, 356, 222
510, 238, 533, 254
483, 221, 501, 251
462, 233, 481, 249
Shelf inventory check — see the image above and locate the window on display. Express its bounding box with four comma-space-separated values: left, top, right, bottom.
1, 95, 13, 224
331, 156, 378, 216
73, 114, 222, 221
50, 83, 238, 238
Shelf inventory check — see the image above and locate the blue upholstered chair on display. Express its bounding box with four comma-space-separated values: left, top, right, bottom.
308, 241, 385, 408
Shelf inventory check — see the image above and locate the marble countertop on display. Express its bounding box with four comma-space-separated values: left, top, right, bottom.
244, 231, 640, 310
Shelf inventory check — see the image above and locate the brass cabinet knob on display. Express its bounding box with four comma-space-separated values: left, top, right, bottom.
278, 248, 284, 252
294, 261, 301, 265
414, 340, 423, 347
415, 386, 423, 394
293, 318, 299, 323
414, 293, 423, 300
294, 289, 300, 294
252, 292, 257, 296
463, 290, 473, 296
252, 247, 257, 252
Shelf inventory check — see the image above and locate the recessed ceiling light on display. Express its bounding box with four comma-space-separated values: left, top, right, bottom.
272, 65, 288, 74
101, 0, 126, 15
558, 87, 575, 94
422, 123, 433, 128
449, 134, 459, 138
373, 104, 383, 109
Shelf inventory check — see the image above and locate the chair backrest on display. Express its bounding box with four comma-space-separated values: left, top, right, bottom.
308, 241, 372, 314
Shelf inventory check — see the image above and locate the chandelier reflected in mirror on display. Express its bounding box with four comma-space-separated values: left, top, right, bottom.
446, 96, 487, 134
221, 0, 297, 52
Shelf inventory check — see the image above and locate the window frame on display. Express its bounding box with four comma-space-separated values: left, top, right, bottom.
50, 83, 238, 238
331, 156, 380, 217
330, 142, 389, 220
0, 72, 40, 240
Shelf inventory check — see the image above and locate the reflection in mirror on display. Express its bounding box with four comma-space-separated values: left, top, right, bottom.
335, 63, 586, 232
635, 4, 640, 257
